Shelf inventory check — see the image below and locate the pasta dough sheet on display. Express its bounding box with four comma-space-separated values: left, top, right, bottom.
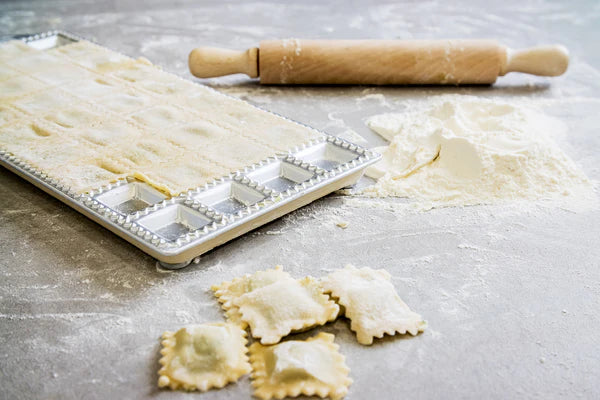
0, 39, 322, 195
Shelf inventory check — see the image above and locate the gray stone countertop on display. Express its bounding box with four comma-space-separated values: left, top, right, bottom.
1, 1, 599, 399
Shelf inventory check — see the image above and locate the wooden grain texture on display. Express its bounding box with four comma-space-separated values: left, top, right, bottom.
259, 39, 506, 85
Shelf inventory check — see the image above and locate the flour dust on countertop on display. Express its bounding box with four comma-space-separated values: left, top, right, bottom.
360, 95, 597, 211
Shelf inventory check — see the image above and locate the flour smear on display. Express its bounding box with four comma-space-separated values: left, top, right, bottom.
362, 95, 596, 210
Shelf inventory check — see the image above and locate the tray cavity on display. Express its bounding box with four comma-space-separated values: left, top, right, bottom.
193, 181, 265, 215
21, 32, 77, 50
247, 161, 315, 192
95, 181, 168, 215
293, 142, 359, 171
137, 204, 212, 242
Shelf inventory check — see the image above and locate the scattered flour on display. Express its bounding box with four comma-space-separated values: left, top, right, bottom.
362, 95, 595, 210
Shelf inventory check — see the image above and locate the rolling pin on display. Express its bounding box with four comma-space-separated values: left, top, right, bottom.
188, 39, 569, 85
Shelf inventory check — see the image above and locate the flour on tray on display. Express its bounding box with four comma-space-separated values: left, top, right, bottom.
362, 95, 595, 209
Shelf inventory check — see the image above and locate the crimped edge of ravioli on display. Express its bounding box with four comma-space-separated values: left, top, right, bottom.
236, 276, 340, 345
321, 264, 427, 345
249, 332, 352, 400
210, 265, 288, 328
157, 322, 251, 391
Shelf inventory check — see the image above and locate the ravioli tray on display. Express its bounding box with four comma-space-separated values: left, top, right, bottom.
0, 31, 380, 269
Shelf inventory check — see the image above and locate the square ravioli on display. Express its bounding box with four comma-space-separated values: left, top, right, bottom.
137, 73, 199, 96
130, 104, 195, 129
107, 60, 163, 83
51, 41, 134, 73
0, 75, 46, 100
0, 106, 23, 127
249, 332, 352, 400
320, 264, 426, 345
212, 266, 293, 328
112, 136, 185, 168
4, 137, 98, 172
133, 157, 231, 196
207, 137, 278, 167
30, 62, 94, 86
157, 120, 237, 149
0, 121, 56, 149
0, 40, 36, 62
97, 88, 155, 115
7, 51, 66, 74
11, 87, 80, 115
73, 119, 144, 148
42, 105, 104, 130
158, 322, 251, 392
61, 76, 122, 100
46, 159, 128, 193
0, 62, 18, 82
234, 275, 339, 345
174, 89, 321, 152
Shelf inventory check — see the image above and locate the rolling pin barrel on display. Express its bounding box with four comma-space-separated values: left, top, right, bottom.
188, 39, 569, 85
260, 39, 505, 85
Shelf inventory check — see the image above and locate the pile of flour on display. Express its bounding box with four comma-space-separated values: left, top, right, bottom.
362, 95, 594, 209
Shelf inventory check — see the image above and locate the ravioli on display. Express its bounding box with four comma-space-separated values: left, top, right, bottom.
320, 264, 426, 345
235, 276, 339, 345
211, 266, 293, 328
249, 332, 352, 400
158, 322, 251, 391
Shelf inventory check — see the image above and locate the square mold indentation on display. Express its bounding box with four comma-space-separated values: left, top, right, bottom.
293, 142, 359, 171
137, 204, 212, 242
192, 181, 266, 215
95, 181, 168, 215
246, 161, 316, 193
26, 33, 77, 50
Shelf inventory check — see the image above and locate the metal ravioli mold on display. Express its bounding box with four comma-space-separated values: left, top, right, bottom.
0, 31, 381, 269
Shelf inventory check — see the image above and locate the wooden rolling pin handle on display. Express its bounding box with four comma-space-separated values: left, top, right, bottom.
189, 47, 258, 78
501, 45, 569, 77
188, 41, 570, 84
